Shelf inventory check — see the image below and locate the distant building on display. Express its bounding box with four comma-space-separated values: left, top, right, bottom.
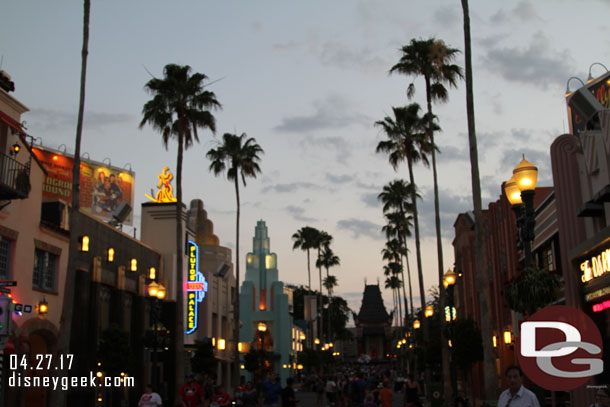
239, 220, 296, 385
354, 284, 392, 359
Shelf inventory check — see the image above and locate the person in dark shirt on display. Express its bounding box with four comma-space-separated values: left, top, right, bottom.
262, 373, 282, 407
281, 377, 298, 407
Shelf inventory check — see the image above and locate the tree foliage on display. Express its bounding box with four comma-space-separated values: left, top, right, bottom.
191, 340, 218, 377
451, 318, 483, 371
504, 267, 561, 315
97, 324, 132, 377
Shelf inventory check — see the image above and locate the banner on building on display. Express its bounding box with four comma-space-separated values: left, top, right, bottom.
32, 147, 135, 225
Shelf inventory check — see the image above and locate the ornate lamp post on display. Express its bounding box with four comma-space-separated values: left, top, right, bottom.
443, 269, 457, 400
504, 157, 538, 267
147, 281, 166, 391
257, 322, 267, 382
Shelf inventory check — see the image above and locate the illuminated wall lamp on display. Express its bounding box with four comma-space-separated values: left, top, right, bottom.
10, 143, 20, 156
504, 329, 512, 345
107, 248, 114, 262
149, 267, 156, 280
130, 258, 137, 272
38, 297, 48, 315
218, 339, 226, 350
79, 236, 90, 252
493, 335, 498, 348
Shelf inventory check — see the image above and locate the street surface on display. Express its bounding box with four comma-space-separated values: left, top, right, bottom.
295, 391, 411, 407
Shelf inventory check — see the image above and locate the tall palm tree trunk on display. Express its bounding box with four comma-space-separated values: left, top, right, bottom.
461, 0, 496, 400
56, 2, 89, 406
406, 158, 429, 380
317, 249, 323, 341
174, 120, 185, 404
325, 266, 332, 341
424, 78, 452, 406
401, 234, 414, 318
233, 176, 241, 389
396, 276, 403, 329
307, 249, 311, 290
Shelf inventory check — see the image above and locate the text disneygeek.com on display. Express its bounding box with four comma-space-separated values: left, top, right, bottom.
8, 372, 135, 391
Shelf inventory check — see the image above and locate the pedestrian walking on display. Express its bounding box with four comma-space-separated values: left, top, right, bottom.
281, 377, 298, 407
403, 375, 421, 407
138, 384, 162, 407
497, 365, 540, 407
262, 373, 282, 407
590, 388, 610, 407
241, 382, 258, 407
378, 382, 393, 407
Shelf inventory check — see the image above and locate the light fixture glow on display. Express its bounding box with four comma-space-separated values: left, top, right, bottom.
107, 248, 115, 262
80, 236, 90, 252
149, 267, 156, 280
130, 258, 137, 272
218, 339, 226, 350
425, 305, 434, 318
257, 322, 267, 332
504, 329, 512, 345
512, 157, 538, 193
413, 319, 421, 329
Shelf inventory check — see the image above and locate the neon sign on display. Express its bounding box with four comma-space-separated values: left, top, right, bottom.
580, 247, 610, 283
186, 241, 208, 335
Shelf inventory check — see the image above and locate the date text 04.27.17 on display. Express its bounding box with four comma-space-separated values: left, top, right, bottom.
9, 354, 74, 371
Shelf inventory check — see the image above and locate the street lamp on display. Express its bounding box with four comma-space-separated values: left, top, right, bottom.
443, 269, 458, 399
147, 281, 165, 391
424, 305, 434, 318
413, 319, 421, 330
257, 322, 267, 382
504, 157, 538, 267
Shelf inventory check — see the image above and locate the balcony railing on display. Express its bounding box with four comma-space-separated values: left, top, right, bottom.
0, 151, 31, 200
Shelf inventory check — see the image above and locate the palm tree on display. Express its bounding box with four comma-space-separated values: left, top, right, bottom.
381, 222, 414, 319
390, 39, 462, 288
140, 63, 221, 397
376, 104, 432, 338
292, 226, 320, 290
384, 275, 403, 326
206, 132, 263, 386
323, 275, 338, 296
379, 179, 419, 321
391, 40, 463, 400
57, 2, 90, 405
461, 0, 496, 399
317, 246, 340, 340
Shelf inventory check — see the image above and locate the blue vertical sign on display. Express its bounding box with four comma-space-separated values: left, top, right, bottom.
186, 241, 208, 335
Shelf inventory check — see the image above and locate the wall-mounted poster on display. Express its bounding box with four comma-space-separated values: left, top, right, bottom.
32, 147, 135, 225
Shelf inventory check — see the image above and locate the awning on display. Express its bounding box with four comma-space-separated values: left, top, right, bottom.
0, 110, 26, 136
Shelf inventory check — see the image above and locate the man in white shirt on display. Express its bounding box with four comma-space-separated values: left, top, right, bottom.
497, 366, 540, 407
138, 384, 163, 407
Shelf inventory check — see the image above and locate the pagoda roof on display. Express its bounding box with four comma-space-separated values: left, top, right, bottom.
356, 285, 389, 324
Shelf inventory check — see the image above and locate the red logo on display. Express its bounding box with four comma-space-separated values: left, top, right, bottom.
517, 306, 603, 391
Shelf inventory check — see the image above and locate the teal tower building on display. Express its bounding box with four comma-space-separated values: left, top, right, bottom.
240, 220, 293, 384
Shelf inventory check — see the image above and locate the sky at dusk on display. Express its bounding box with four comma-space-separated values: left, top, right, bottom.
2, 0, 606, 315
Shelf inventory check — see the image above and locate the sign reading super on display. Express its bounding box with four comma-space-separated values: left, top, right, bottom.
186, 241, 208, 335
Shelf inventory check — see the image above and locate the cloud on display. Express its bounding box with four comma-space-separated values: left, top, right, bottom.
325, 173, 355, 184
251, 22, 264, 33
274, 95, 371, 133
285, 205, 316, 223
262, 182, 323, 193
438, 145, 469, 162
482, 32, 574, 89
361, 192, 380, 208
312, 39, 389, 74
490, 1, 541, 24
27, 108, 135, 134
337, 218, 384, 241
433, 5, 461, 28
272, 40, 300, 51
513, 1, 541, 22
417, 188, 473, 239
298, 135, 354, 165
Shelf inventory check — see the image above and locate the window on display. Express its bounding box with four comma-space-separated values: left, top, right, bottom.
0, 237, 11, 279
33, 249, 56, 291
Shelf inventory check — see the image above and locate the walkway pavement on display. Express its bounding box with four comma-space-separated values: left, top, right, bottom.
294, 391, 417, 407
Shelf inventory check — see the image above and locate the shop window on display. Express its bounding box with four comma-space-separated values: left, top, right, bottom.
33, 249, 57, 291
0, 237, 11, 279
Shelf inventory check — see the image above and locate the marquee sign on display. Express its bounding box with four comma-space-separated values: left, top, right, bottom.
186, 241, 208, 335
580, 247, 610, 283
